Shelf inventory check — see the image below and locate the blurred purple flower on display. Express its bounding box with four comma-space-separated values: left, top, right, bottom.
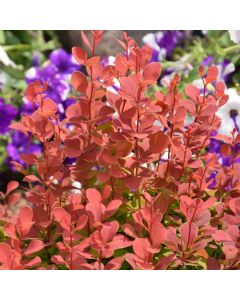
57, 98, 75, 120
6, 131, 42, 168
0, 98, 18, 134
143, 31, 184, 61
202, 56, 235, 83
24, 48, 80, 117
26, 64, 70, 103
49, 49, 80, 76
25, 48, 80, 104
32, 52, 41, 67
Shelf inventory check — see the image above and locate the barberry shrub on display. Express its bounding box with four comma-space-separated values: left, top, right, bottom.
0, 31, 239, 270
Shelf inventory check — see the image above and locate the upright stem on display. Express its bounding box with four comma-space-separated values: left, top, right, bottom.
165, 91, 176, 177
87, 36, 96, 145
135, 91, 141, 177
179, 130, 190, 179
69, 204, 73, 270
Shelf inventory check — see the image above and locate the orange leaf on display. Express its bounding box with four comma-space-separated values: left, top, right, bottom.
143, 62, 162, 82
6, 181, 19, 195
71, 71, 88, 94
72, 47, 87, 65
149, 132, 170, 154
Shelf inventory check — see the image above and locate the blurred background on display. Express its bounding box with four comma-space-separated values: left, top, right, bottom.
1, 30, 240, 190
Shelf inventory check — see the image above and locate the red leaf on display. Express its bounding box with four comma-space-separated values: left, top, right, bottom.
150, 212, 166, 248
185, 85, 200, 102
0, 243, 12, 268
86, 188, 102, 203
206, 66, 218, 83
19, 153, 38, 165
18, 207, 34, 237
222, 245, 238, 260
9, 122, 28, 134
71, 71, 88, 94
23, 175, 40, 182
6, 181, 19, 195
213, 230, 232, 242
24, 256, 41, 268
199, 66, 204, 77
149, 132, 170, 154
19, 207, 33, 223
85, 202, 102, 228
125, 176, 142, 190
54, 207, 71, 231
40, 98, 57, 117
93, 88, 107, 99
64, 138, 83, 158
143, 62, 162, 82
52, 255, 66, 265
179, 222, 198, 249
72, 47, 87, 64
25, 80, 48, 102
23, 240, 44, 256
110, 164, 127, 178
76, 215, 88, 231
200, 104, 218, 116
115, 54, 128, 76
105, 257, 123, 270
102, 185, 112, 200
100, 221, 119, 243
206, 258, 221, 270
156, 254, 175, 270
133, 238, 150, 261
86, 56, 101, 67
220, 144, 232, 156
104, 200, 122, 219
120, 76, 139, 100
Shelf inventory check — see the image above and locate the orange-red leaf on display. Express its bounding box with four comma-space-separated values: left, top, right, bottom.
6, 181, 19, 195
72, 47, 87, 65
143, 62, 162, 82
149, 132, 170, 154
71, 71, 88, 94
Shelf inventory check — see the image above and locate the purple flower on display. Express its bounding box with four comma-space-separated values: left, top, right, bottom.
207, 171, 217, 189
32, 52, 41, 67
0, 98, 18, 134
57, 98, 75, 120
25, 48, 80, 104
202, 56, 214, 67
6, 131, 42, 168
26, 64, 70, 103
101, 56, 115, 68
202, 56, 235, 83
49, 49, 80, 76
143, 31, 184, 61
20, 101, 37, 115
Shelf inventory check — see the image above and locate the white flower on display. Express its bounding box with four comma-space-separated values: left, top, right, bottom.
0, 46, 16, 68
49, 176, 58, 185
229, 30, 240, 44
106, 77, 120, 94
142, 32, 162, 52
142, 32, 166, 60
219, 62, 235, 79
0, 71, 8, 88
71, 180, 82, 194
25, 67, 37, 79
72, 180, 82, 189
216, 88, 240, 136
107, 56, 115, 66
